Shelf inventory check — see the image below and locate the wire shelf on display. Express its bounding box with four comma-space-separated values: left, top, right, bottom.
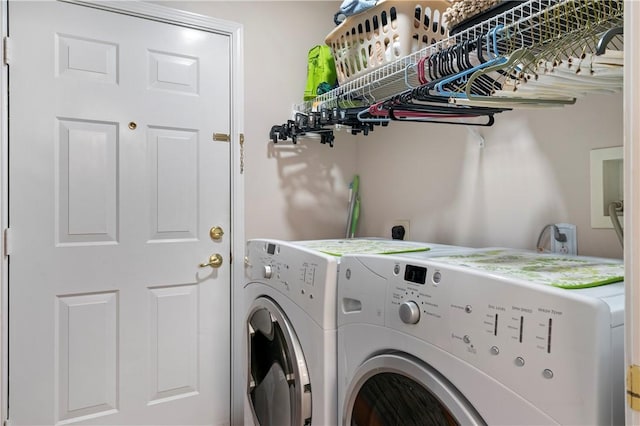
296, 0, 623, 113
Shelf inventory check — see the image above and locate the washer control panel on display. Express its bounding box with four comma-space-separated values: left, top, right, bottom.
339, 253, 624, 423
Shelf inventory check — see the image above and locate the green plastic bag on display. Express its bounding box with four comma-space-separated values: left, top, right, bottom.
304, 45, 337, 101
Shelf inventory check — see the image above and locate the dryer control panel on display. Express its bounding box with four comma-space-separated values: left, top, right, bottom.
245, 239, 339, 329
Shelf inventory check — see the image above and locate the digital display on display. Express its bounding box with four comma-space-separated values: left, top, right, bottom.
267, 243, 276, 255
404, 265, 427, 285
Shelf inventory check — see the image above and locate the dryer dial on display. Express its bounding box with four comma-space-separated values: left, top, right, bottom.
399, 301, 420, 324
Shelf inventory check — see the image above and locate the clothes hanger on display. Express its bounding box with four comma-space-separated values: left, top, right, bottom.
450, 41, 496, 97
403, 62, 420, 89
356, 103, 390, 124
462, 47, 577, 106
387, 105, 497, 126
434, 24, 507, 97
507, 8, 622, 99
432, 26, 508, 99
382, 81, 510, 121
461, 4, 599, 104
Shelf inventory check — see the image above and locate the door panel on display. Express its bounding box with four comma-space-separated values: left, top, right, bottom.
148, 284, 199, 403
9, 2, 231, 424
57, 292, 119, 422
148, 127, 199, 240
57, 118, 119, 244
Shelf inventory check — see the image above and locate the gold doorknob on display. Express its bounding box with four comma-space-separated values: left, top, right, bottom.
209, 226, 224, 241
199, 253, 223, 268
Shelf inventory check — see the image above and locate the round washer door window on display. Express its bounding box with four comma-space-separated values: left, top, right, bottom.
345, 354, 485, 426
247, 297, 312, 426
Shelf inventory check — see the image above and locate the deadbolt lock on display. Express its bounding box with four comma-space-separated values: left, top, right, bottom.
199, 253, 223, 268
209, 226, 224, 241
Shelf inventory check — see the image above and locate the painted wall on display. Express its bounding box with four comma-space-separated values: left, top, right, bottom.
155, 1, 622, 259
155, 0, 354, 241
354, 93, 624, 259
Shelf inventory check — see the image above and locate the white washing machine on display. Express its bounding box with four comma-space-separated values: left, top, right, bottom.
243, 238, 475, 426
337, 248, 625, 425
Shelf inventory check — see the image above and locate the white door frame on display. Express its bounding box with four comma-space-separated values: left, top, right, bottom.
625, 1, 640, 424
0, 1, 245, 424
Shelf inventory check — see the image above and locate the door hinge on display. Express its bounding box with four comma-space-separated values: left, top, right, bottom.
628, 364, 640, 410
239, 133, 245, 174
3, 228, 12, 257
3, 36, 12, 66
213, 133, 230, 142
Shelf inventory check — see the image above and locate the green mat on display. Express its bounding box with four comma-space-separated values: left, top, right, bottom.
299, 239, 430, 257
431, 249, 624, 289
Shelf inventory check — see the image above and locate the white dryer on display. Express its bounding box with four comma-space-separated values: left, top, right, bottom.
337, 248, 625, 425
243, 238, 473, 426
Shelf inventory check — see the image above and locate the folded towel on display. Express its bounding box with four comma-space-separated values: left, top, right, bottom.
334, 0, 378, 25
443, 0, 502, 29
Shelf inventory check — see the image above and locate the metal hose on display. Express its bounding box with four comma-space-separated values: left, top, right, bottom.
608, 201, 624, 248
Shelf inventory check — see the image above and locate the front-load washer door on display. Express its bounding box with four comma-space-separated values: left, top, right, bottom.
247, 297, 312, 426
344, 353, 486, 426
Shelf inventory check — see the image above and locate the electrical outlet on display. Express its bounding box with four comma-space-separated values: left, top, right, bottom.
550, 223, 577, 255
392, 220, 410, 240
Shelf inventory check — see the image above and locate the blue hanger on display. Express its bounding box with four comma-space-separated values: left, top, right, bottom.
432, 25, 506, 98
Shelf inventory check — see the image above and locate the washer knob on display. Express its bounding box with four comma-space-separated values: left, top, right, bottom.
399, 301, 420, 324
263, 265, 273, 279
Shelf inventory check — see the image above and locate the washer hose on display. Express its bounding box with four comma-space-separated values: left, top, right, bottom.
608, 201, 624, 248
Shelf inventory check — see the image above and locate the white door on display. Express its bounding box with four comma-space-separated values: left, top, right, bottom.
8, 1, 231, 424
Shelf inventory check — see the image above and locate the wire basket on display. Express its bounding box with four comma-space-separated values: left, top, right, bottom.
325, 0, 449, 84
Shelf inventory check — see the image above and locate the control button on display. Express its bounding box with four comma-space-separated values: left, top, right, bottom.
515, 357, 525, 367
393, 264, 401, 275
490, 346, 500, 355
399, 301, 421, 324
263, 265, 273, 279
463, 335, 471, 344
433, 271, 442, 284
465, 305, 472, 313
543, 369, 554, 379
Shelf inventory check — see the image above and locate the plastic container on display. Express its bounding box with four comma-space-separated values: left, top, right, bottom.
325, 0, 449, 84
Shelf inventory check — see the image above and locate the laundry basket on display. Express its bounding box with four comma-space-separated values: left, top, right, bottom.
325, 0, 449, 84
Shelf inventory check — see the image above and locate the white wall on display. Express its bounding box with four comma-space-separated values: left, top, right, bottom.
155, 0, 354, 241
355, 93, 623, 259
154, 1, 622, 258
